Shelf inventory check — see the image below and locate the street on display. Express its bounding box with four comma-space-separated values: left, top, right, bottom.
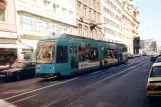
0, 56, 159, 107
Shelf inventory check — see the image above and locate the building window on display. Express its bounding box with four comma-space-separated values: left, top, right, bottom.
43, 0, 50, 8
32, 0, 37, 5
77, 3, 81, 14
21, 15, 32, 30
39, 20, 47, 31
46, 23, 53, 31
0, 9, 5, 22
69, 11, 73, 17
53, 4, 59, 14
62, 8, 67, 16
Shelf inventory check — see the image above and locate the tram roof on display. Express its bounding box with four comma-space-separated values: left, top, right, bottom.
40, 33, 96, 41
39, 33, 126, 47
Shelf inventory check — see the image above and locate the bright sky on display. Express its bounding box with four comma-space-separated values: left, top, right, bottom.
134, 0, 161, 40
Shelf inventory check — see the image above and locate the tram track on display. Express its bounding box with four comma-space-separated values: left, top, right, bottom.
0, 58, 149, 107
0, 56, 149, 92
39, 59, 149, 107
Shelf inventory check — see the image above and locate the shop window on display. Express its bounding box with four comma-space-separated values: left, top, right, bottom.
56, 46, 68, 63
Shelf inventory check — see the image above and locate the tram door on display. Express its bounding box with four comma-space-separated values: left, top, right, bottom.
70, 45, 78, 72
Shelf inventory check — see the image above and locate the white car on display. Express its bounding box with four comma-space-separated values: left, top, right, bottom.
146, 62, 161, 101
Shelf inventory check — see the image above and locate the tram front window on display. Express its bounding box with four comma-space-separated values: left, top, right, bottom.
36, 42, 55, 64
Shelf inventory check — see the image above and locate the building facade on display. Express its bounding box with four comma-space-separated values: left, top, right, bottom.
16, 0, 77, 60
140, 39, 157, 52
156, 41, 161, 53
76, 0, 102, 40
0, 0, 18, 65
101, 0, 139, 54
122, 0, 139, 54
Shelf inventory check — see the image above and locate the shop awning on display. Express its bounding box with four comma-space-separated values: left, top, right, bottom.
0, 44, 32, 49
0, 44, 19, 49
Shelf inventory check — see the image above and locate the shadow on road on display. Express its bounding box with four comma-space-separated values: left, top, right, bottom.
148, 99, 161, 107
143, 98, 161, 107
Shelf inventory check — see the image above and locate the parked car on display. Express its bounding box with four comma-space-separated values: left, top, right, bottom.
0, 61, 36, 81
155, 56, 161, 63
142, 52, 147, 56
128, 54, 135, 59
146, 62, 161, 102
150, 54, 161, 62
135, 54, 141, 57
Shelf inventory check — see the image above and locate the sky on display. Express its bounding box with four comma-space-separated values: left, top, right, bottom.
134, 0, 161, 40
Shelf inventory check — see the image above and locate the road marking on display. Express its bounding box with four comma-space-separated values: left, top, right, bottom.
12, 93, 42, 104
0, 77, 79, 102
1, 89, 32, 94
0, 78, 42, 91
0, 58, 150, 104
40, 60, 149, 107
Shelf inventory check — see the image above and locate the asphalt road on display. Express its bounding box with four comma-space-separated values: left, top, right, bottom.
0, 56, 158, 107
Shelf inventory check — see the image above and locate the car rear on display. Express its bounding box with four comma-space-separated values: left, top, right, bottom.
147, 78, 161, 97
147, 64, 161, 98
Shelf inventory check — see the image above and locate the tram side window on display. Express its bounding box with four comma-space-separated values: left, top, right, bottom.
104, 48, 107, 58
90, 48, 98, 60
56, 46, 68, 63
79, 47, 89, 61
123, 47, 127, 52
107, 49, 117, 58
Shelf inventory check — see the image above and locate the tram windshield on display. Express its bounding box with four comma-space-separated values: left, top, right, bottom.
36, 42, 55, 64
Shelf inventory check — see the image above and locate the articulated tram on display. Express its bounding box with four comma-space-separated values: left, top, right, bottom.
36, 33, 128, 78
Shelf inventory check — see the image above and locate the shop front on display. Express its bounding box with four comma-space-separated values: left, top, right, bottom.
0, 48, 17, 66
0, 38, 34, 66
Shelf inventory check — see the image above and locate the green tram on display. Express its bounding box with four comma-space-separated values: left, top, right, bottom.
36, 33, 128, 78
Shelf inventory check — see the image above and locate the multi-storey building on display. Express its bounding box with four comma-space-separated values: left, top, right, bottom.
101, 0, 123, 42
16, 0, 77, 60
156, 41, 161, 53
101, 0, 139, 54
0, 0, 18, 65
140, 39, 157, 52
76, 0, 102, 40
122, 0, 139, 54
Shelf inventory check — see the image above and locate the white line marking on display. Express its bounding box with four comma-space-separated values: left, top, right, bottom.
41, 60, 149, 107
12, 93, 42, 104
0, 77, 79, 102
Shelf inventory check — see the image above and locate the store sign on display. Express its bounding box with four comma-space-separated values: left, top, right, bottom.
20, 35, 41, 40
0, 32, 17, 39
0, 39, 17, 44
